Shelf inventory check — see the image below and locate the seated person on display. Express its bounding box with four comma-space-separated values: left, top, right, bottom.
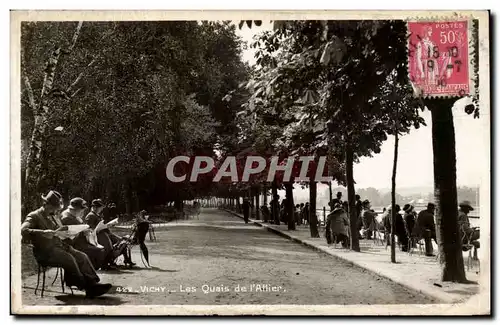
326, 202, 350, 248
85, 199, 134, 268
21, 190, 112, 298
414, 203, 438, 256
458, 201, 479, 259
61, 197, 106, 270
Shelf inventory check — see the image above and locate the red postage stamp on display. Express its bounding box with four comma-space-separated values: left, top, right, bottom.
408, 21, 471, 97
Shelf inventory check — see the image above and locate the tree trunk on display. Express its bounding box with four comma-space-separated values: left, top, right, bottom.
390, 129, 399, 263
309, 180, 320, 237
427, 99, 467, 282
272, 179, 280, 225
24, 22, 83, 213
285, 183, 296, 230
345, 143, 360, 251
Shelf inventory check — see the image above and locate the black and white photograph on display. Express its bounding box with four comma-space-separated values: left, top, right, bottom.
10, 10, 490, 315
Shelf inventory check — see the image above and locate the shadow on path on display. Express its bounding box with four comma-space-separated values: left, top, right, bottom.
131, 266, 180, 273
54, 294, 125, 306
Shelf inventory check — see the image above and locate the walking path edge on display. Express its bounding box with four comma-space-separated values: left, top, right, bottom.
223, 209, 478, 305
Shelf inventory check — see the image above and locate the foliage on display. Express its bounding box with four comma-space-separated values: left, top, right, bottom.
21, 21, 248, 212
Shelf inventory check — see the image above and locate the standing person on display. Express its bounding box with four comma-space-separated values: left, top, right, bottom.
383, 205, 409, 252
361, 200, 377, 240
242, 198, 250, 224
21, 190, 112, 298
128, 210, 151, 267
403, 204, 417, 246
355, 194, 364, 233
331, 192, 343, 207
61, 198, 106, 270
303, 202, 310, 225
299, 203, 305, 224
270, 195, 280, 224
414, 203, 437, 256
85, 199, 133, 268
294, 204, 301, 225
261, 205, 270, 222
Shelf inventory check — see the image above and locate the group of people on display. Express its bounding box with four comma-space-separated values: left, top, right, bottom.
21, 190, 152, 298
324, 192, 480, 257
255, 195, 313, 225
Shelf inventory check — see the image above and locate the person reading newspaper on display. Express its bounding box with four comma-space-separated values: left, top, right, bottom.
61, 198, 106, 270
85, 199, 133, 268
21, 190, 112, 298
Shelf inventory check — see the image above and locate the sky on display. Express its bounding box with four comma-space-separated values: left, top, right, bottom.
234, 22, 489, 192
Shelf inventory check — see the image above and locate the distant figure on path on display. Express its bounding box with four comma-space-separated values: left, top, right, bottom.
414, 203, 437, 256
242, 199, 251, 224
261, 205, 270, 222
302, 202, 310, 225
355, 194, 364, 232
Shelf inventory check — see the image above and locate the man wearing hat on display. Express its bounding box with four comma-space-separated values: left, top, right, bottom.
403, 203, 417, 243
361, 200, 377, 240
85, 199, 133, 268
458, 200, 480, 245
415, 203, 437, 256
331, 191, 343, 207
21, 191, 112, 298
61, 198, 107, 270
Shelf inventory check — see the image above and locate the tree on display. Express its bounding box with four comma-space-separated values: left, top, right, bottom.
420, 19, 480, 283
242, 20, 424, 252
426, 99, 467, 282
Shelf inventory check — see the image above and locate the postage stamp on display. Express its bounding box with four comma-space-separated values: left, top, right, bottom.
408, 20, 473, 97
10, 10, 490, 316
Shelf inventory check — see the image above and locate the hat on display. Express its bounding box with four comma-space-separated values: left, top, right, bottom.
403, 204, 414, 212
41, 190, 63, 208
107, 202, 117, 209
459, 200, 474, 211
427, 202, 436, 209
363, 199, 370, 205
336, 191, 342, 196
69, 197, 88, 210
91, 199, 105, 208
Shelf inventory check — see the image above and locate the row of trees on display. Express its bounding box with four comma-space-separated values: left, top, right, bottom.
233, 19, 480, 282
21, 21, 249, 215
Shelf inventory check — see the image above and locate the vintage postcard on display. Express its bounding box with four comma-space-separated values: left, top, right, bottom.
10, 10, 490, 315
